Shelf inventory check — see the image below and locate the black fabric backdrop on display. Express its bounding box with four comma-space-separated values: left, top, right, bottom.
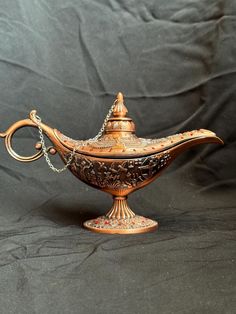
0, 1, 236, 313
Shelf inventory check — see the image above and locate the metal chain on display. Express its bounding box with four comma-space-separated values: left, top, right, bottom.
34, 102, 116, 173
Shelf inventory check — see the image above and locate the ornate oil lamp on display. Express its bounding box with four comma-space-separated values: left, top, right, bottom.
0, 93, 223, 234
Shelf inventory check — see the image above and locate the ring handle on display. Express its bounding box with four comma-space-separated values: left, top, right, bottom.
0, 117, 55, 162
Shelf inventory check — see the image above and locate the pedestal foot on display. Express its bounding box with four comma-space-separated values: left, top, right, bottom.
83, 196, 158, 234
83, 215, 158, 234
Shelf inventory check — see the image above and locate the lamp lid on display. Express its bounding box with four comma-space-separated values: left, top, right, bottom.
54, 93, 216, 158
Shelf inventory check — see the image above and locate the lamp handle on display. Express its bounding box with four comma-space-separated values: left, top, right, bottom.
0, 118, 55, 162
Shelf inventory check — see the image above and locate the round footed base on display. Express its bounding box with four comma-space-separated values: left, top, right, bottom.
83, 215, 158, 234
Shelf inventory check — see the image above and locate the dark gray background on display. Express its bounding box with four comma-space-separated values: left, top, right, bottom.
0, 1, 235, 313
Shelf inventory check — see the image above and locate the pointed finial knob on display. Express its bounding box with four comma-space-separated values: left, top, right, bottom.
117, 92, 123, 102
113, 92, 128, 117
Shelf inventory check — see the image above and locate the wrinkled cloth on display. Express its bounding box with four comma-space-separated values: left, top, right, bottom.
0, 1, 235, 313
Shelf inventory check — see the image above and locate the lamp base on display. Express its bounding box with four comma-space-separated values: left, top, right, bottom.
83, 215, 158, 234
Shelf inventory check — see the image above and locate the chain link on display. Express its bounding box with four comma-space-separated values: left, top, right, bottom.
34, 102, 116, 173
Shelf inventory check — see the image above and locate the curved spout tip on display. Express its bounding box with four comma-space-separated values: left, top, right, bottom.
204, 133, 224, 145
215, 136, 224, 145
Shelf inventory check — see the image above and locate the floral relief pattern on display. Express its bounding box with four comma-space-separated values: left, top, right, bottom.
69, 153, 171, 190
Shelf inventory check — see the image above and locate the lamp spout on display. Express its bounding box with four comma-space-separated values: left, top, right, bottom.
168, 130, 224, 159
